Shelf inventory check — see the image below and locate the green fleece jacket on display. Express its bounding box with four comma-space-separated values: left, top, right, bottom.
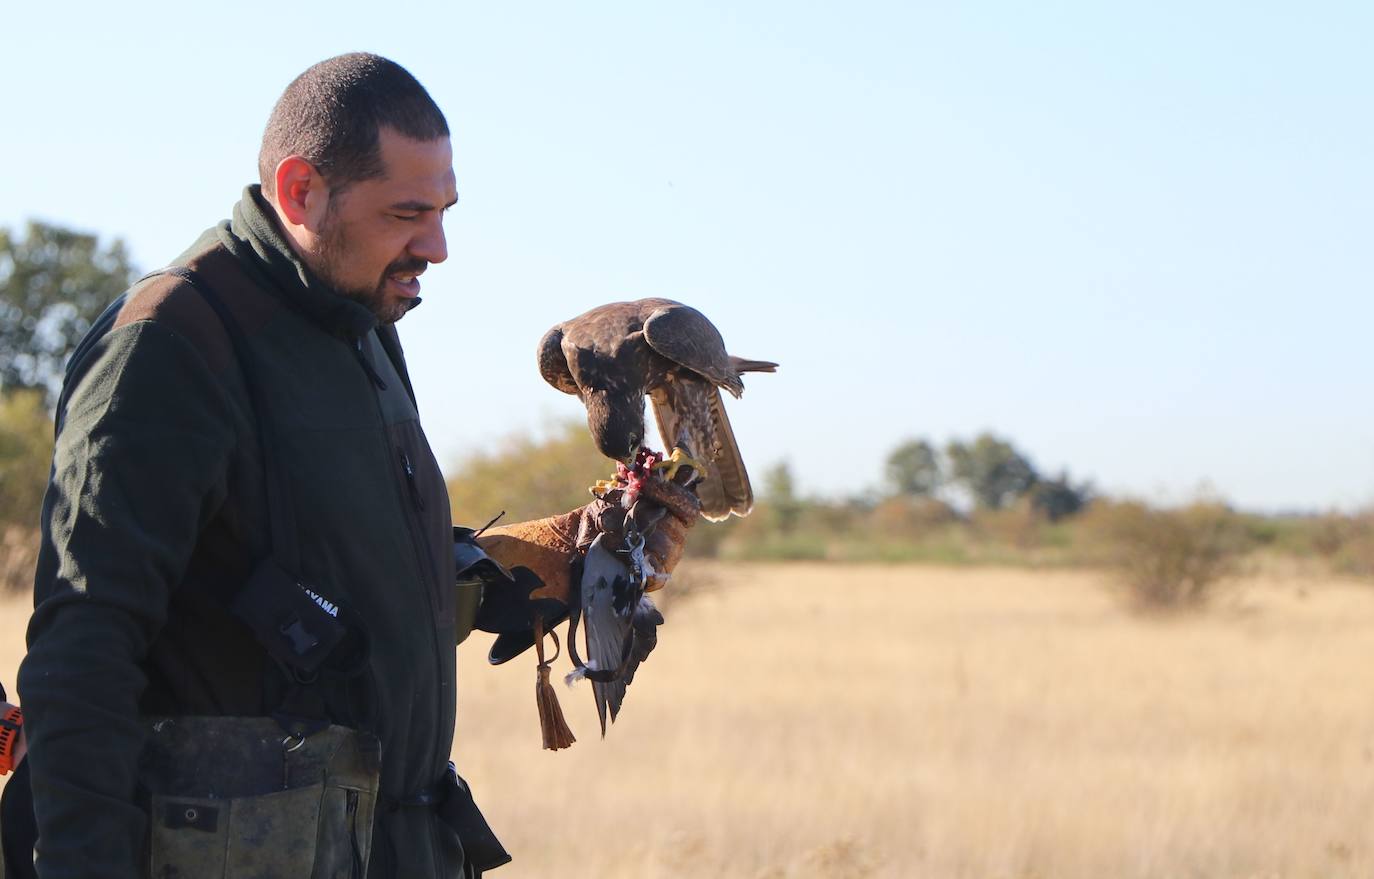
18, 187, 473, 878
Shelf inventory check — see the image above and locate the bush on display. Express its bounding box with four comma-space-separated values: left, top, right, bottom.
1307, 513, 1351, 559
0, 388, 54, 528
970, 500, 1043, 550
446, 420, 610, 527
1330, 513, 1374, 578
1087, 500, 1251, 611
681, 513, 742, 559
1261, 511, 1374, 577
868, 496, 960, 539
2, 524, 39, 595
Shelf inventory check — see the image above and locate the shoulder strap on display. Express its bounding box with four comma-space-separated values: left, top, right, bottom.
161, 266, 301, 575
164, 267, 357, 702
54, 293, 127, 436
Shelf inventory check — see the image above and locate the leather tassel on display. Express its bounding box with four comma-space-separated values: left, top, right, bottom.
534, 619, 575, 750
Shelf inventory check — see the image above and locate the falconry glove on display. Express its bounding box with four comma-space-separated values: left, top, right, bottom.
471, 476, 699, 665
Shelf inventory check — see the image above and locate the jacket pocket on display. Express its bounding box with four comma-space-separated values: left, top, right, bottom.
312, 785, 376, 879
150, 783, 322, 878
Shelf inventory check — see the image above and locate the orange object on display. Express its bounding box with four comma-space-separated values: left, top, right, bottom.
0, 704, 22, 775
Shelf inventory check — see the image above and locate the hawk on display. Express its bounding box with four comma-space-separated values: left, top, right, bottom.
538, 298, 777, 520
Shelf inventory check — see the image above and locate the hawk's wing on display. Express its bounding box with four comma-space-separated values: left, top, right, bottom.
537, 325, 580, 396
650, 382, 754, 520
642, 303, 742, 396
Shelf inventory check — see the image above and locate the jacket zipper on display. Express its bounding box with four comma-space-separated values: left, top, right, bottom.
398, 444, 454, 878
358, 332, 453, 868
400, 450, 426, 513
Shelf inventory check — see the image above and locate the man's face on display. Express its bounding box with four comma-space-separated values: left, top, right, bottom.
311, 129, 457, 324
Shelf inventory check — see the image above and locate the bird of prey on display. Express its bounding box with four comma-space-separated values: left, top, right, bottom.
538, 298, 777, 520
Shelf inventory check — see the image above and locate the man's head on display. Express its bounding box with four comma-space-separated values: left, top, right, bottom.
260, 53, 457, 323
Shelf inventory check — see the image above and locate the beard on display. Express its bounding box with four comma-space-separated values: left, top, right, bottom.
313, 211, 426, 325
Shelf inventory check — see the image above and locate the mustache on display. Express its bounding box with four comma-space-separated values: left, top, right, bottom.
384, 258, 429, 278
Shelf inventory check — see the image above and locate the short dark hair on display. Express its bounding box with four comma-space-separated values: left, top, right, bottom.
259, 53, 449, 197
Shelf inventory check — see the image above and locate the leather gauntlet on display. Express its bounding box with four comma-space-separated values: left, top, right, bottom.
470, 477, 700, 664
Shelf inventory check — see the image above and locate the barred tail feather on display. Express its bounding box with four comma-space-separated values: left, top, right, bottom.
698, 388, 753, 521
729, 356, 778, 375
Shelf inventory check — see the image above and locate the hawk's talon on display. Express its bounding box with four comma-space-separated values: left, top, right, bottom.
653, 447, 707, 482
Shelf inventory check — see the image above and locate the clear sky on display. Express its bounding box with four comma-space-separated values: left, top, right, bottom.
2, 1, 1370, 512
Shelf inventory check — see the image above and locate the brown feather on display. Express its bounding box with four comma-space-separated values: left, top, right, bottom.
537, 326, 579, 396
699, 388, 752, 520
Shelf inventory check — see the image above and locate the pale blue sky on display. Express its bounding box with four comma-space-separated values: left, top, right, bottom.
2, 1, 1370, 511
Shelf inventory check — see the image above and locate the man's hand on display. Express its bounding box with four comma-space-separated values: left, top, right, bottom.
470, 478, 699, 663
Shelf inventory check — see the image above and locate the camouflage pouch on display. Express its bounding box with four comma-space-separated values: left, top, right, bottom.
139, 717, 380, 879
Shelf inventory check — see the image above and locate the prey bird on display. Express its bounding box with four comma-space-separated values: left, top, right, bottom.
538, 298, 777, 520
567, 531, 665, 735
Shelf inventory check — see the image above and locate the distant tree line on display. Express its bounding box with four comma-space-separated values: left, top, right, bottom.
883, 433, 1091, 521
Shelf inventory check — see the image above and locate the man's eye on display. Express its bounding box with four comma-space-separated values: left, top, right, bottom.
393, 214, 419, 222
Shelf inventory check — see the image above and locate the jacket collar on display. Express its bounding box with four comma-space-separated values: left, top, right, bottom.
216, 185, 384, 340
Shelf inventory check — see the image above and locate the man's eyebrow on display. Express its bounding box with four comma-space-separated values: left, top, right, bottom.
389, 196, 459, 212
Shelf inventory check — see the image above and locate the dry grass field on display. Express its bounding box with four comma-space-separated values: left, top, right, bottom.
3, 562, 1374, 878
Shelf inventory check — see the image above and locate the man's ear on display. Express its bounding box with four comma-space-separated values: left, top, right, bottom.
273, 156, 330, 230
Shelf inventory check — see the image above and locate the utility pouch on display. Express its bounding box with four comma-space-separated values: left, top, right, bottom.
140, 716, 380, 879
230, 558, 348, 675
435, 764, 512, 874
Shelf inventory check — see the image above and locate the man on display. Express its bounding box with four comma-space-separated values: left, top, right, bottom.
6, 54, 695, 878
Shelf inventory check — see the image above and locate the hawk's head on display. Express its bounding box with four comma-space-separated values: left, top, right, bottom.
584, 388, 646, 464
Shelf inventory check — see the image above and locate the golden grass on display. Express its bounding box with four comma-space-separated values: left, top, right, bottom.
5, 563, 1374, 878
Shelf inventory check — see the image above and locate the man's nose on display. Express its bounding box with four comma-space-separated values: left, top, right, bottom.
410, 219, 448, 265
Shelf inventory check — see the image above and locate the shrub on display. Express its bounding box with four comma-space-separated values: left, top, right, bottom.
868, 496, 960, 539
971, 500, 1042, 550
1087, 500, 1251, 611
1331, 512, 1374, 578
1308, 513, 1352, 559
1266, 511, 1374, 577
445, 420, 609, 527
0, 388, 54, 529
2, 524, 39, 595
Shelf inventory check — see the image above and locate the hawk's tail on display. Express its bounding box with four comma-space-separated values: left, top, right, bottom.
722, 356, 778, 398
697, 387, 754, 521
730, 356, 778, 374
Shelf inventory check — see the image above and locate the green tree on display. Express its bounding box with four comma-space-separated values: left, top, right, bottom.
0, 388, 55, 528
884, 438, 942, 497
445, 420, 612, 527
946, 433, 1038, 510
1, 221, 138, 403
761, 461, 803, 534
1030, 471, 1092, 522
